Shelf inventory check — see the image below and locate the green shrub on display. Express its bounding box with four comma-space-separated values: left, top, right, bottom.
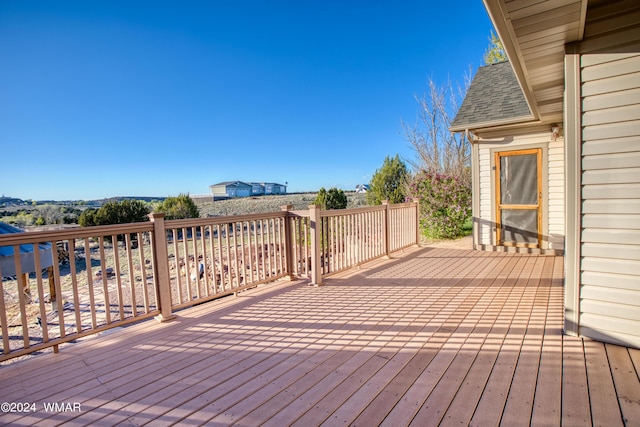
2, 211, 34, 228
156, 194, 199, 219
78, 209, 98, 227
409, 171, 471, 239
78, 200, 150, 227
314, 187, 347, 210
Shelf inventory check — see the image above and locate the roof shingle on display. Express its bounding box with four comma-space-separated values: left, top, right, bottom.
451, 61, 532, 130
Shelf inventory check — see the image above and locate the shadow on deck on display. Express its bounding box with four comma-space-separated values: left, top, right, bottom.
1, 246, 638, 426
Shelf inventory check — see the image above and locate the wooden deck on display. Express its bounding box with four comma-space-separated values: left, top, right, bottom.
1, 246, 639, 426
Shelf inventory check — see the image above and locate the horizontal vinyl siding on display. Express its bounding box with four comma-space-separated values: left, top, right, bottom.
582, 213, 640, 229
548, 138, 565, 250
582, 270, 639, 291
583, 229, 640, 246
579, 8, 640, 347
582, 72, 640, 97
581, 54, 640, 81
581, 285, 640, 308
583, 199, 640, 214
476, 128, 564, 250
478, 148, 492, 246
582, 87, 640, 111
582, 120, 640, 141
582, 300, 640, 324
582, 135, 640, 155
582, 242, 640, 261
580, 313, 640, 345
581, 257, 640, 277
582, 150, 640, 169
582, 183, 640, 199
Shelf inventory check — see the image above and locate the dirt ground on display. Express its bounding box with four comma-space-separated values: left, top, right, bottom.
421, 234, 473, 249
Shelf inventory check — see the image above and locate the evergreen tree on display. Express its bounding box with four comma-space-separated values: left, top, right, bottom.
484, 30, 507, 64
314, 187, 347, 210
325, 188, 347, 210
367, 155, 409, 205
314, 188, 328, 209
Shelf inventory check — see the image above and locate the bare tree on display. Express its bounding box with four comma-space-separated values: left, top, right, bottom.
402, 73, 472, 185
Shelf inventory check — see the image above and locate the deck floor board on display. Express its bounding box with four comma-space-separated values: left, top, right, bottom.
584, 340, 624, 427
1, 246, 638, 426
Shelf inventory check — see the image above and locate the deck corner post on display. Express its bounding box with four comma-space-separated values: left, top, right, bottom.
382, 200, 391, 258
149, 213, 176, 322
280, 205, 295, 280
308, 204, 323, 286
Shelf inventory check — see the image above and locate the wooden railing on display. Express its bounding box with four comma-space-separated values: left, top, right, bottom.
388, 201, 420, 253
311, 201, 419, 280
318, 206, 386, 276
286, 208, 313, 279
159, 212, 290, 310
0, 223, 159, 362
0, 200, 418, 361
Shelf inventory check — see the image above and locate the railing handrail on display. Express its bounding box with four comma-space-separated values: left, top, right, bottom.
318, 205, 385, 218
165, 210, 287, 228
288, 210, 310, 218
388, 201, 417, 210
0, 222, 154, 245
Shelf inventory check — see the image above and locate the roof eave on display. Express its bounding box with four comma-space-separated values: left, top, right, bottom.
450, 114, 537, 133
482, 0, 541, 121
481, 0, 588, 124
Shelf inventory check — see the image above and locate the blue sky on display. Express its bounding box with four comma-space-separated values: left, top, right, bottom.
1, 1, 494, 200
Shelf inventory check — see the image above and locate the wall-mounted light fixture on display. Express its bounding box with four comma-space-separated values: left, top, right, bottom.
551, 124, 560, 141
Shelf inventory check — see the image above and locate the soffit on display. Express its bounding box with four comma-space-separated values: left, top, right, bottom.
483, 0, 588, 124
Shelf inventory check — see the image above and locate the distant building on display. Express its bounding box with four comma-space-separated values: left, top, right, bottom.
355, 184, 369, 194
209, 181, 252, 199
250, 183, 264, 196
259, 182, 287, 195
209, 181, 287, 199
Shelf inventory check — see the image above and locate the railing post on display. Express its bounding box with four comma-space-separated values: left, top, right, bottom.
413, 198, 421, 246
308, 204, 323, 286
149, 213, 176, 322
382, 200, 391, 258
280, 205, 295, 280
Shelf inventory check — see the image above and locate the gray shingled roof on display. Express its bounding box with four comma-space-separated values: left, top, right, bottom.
0, 222, 54, 276
210, 181, 252, 187
451, 61, 532, 130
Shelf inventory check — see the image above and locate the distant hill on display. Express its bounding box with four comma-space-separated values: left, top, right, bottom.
195, 192, 367, 217
0, 196, 165, 207
94, 196, 166, 204
1, 193, 369, 228
0, 196, 27, 206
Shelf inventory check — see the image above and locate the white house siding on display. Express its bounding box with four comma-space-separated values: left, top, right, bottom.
577, 5, 640, 347
209, 184, 227, 197
548, 140, 565, 250
478, 147, 492, 245
475, 127, 564, 252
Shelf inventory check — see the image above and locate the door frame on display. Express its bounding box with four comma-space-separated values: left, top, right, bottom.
494, 148, 543, 248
